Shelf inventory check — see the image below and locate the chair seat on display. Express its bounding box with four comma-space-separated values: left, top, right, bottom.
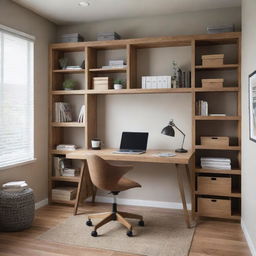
112, 177, 141, 191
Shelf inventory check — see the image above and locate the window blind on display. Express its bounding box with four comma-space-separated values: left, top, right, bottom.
0, 27, 34, 168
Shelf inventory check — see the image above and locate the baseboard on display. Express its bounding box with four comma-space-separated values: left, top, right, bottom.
92, 196, 192, 210
35, 198, 48, 210
241, 219, 256, 256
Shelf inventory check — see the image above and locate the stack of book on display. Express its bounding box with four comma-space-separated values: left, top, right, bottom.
78, 105, 85, 123
56, 144, 77, 151
55, 102, 72, 122
62, 168, 80, 177
201, 157, 231, 170
2, 181, 28, 192
102, 60, 126, 69
65, 65, 82, 70
52, 187, 77, 201
196, 100, 208, 116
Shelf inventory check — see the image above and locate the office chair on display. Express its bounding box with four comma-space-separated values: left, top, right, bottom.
85, 154, 144, 237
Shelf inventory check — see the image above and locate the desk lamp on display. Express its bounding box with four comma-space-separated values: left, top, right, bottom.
161, 119, 188, 153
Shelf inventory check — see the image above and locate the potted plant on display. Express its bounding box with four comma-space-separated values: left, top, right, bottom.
63, 79, 76, 90
114, 79, 125, 90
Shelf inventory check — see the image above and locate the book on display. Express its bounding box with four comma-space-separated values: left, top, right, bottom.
196, 100, 208, 116
56, 144, 77, 151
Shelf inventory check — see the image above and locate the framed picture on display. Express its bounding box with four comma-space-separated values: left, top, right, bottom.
249, 71, 256, 142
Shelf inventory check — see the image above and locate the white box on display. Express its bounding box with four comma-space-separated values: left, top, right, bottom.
145, 77, 152, 89
157, 76, 163, 88
142, 77, 146, 89
167, 76, 172, 88
162, 76, 168, 88
151, 76, 157, 89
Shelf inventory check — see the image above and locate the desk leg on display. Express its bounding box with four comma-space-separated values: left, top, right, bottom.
73, 160, 85, 216
175, 164, 191, 228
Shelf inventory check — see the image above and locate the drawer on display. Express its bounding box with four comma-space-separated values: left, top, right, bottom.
197, 176, 231, 194
200, 136, 229, 147
198, 197, 231, 218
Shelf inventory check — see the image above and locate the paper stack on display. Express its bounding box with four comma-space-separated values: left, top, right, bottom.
55, 102, 72, 122
2, 181, 28, 192
56, 144, 77, 151
201, 157, 231, 170
52, 187, 77, 201
62, 168, 80, 177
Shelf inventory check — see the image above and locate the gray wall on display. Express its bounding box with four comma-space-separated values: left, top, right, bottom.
241, 0, 256, 252
0, 0, 56, 202
57, 7, 241, 41
57, 7, 241, 205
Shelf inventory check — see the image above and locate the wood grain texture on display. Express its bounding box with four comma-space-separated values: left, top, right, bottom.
0, 204, 250, 256
66, 149, 194, 164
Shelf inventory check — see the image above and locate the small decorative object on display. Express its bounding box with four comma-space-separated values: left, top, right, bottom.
59, 57, 68, 69
91, 138, 102, 150
161, 119, 188, 153
80, 60, 85, 69
114, 79, 125, 90
171, 61, 179, 88
63, 79, 76, 90
249, 71, 256, 142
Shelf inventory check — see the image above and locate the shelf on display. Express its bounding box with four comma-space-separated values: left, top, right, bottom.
195, 145, 240, 151
53, 69, 85, 73
194, 116, 240, 121
51, 176, 80, 182
197, 213, 241, 220
194, 168, 241, 175
51, 122, 85, 127
89, 67, 127, 73
195, 191, 241, 198
51, 199, 76, 205
87, 88, 193, 95
51, 90, 86, 95
195, 64, 239, 70
194, 87, 239, 92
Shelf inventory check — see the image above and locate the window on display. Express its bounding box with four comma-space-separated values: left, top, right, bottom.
0, 25, 35, 169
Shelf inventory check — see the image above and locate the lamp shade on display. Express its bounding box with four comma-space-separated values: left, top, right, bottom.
161, 125, 175, 137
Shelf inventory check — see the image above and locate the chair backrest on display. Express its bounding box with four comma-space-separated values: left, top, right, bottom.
86, 154, 132, 191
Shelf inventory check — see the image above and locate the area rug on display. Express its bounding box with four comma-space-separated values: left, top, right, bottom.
38, 210, 195, 256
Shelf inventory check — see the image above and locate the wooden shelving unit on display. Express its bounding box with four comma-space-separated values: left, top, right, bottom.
49, 32, 241, 219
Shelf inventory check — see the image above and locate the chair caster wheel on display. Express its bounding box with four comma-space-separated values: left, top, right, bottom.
91, 230, 98, 237
127, 230, 133, 237
86, 219, 93, 226
138, 220, 144, 226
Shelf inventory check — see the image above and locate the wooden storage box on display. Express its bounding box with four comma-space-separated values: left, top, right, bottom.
52, 187, 77, 201
198, 197, 231, 218
201, 78, 224, 89
202, 54, 224, 66
93, 77, 112, 90
197, 176, 232, 194
200, 136, 229, 147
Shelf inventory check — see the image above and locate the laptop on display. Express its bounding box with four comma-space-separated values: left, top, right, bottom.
113, 132, 149, 154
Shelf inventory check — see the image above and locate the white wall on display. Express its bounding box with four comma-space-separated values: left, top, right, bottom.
57, 7, 241, 205
0, 0, 56, 202
241, 0, 256, 254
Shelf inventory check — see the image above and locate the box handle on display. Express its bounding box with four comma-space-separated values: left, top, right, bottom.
211, 137, 218, 140
211, 177, 217, 181
211, 199, 217, 202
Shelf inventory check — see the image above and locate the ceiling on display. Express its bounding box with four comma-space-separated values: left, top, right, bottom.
13, 0, 241, 25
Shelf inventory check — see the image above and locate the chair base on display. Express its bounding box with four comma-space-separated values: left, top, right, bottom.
87, 211, 144, 234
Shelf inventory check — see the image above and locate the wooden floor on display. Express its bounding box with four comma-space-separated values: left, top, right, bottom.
0, 203, 251, 256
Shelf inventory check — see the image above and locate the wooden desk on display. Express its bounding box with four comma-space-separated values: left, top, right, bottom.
66, 149, 195, 228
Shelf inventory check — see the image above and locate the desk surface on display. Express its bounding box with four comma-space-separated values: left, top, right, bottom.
66, 149, 194, 164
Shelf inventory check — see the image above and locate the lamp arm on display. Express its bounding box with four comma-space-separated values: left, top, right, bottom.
173, 124, 186, 149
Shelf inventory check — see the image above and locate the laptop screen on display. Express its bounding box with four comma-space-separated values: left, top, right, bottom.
120, 132, 149, 151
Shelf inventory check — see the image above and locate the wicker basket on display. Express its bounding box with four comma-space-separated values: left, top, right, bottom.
0, 188, 35, 231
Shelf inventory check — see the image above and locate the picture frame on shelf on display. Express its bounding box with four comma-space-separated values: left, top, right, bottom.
249, 70, 256, 142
